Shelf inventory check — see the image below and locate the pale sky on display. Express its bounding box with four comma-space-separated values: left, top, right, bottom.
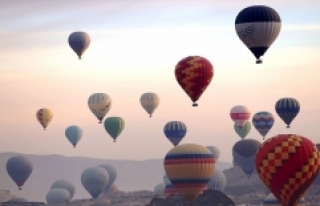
0, 0, 320, 163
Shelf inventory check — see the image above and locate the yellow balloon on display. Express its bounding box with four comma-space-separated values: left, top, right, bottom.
36, 108, 53, 130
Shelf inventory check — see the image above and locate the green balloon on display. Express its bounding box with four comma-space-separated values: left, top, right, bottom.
104, 117, 125, 142
234, 121, 251, 139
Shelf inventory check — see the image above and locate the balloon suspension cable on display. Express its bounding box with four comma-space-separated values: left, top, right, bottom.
263, 137, 265, 140
113, 140, 116, 142
73, 145, 76, 148
18, 186, 22, 190
256, 58, 263, 64
78, 55, 81, 60
192, 102, 198, 107
287, 125, 290, 128
44, 127, 46, 130
149, 114, 152, 117
98, 120, 102, 124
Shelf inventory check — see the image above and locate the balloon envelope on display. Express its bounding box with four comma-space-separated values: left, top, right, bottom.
154, 183, 166, 198
51, 179, 75, 200
98, 164, 117, 191
206, 146, 221, 161
46, 189, 70, 204
207, 169, 227, 191
235, 5, 281, 64
275, 97, 300, 128
81, 167, 109, 198
164, 143, 215, 202
88, 93, 112, 124
140, 92, 160, 117
234, 121, 251, 139
103, 117, 125, 142
230, 105, 251, 128
175, 56, 214, 106
36, 108, 53, 130
163, 121, 187, 146
65, 125, 83, 148
232, 139, 261, 177
252, 111, 275, 139
255, 134, 320, 206
6, 155, 33, 190
68, 31, 90, 59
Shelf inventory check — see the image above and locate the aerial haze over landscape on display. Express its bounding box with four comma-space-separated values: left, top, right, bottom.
1, 0, 320, 205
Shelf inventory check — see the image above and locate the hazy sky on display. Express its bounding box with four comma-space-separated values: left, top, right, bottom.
0, 0, 320, 163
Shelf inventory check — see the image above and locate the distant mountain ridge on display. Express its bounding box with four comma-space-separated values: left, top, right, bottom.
0, 152, 232, 202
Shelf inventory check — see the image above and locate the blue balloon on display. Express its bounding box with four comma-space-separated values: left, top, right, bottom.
232, 139, 261, 178
252, 111, 275, 139
275, 97, 300, 128
65, 125, 83, 148
163, 121, 187, 146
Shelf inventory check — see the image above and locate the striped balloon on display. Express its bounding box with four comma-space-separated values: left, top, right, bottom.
36, 108, 53, 130
88, 93, 112, 124
255, 134, 320, 206
235, 5, 281, 64
68, 31, 90, 60
230, 105, 251, 128
233, 139, 261, 177
252, 111, 275, 139
164, 144, 215, 202
175, 56, 214, 107
275, 97, 300, 128
140, 92, 160, 117
163, 121, 187, 146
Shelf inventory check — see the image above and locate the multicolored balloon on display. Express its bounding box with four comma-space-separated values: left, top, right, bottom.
103, 117, 125, 142
235, 5, 281, 64
36, 108, 53, 130
140, 92, 160, 117
163, 121, 187, 146
88, 93, 112, 124
234, 121, 251, 139
206, 146, 221, 161
232, 139, 261, 177
255, 134, 320, 206
175, 56, 214, 107
275, 97, 300, 128
164, 144, 215, 202
230, 105, 251, 128
68, 31, 90, 60
65, 125, 83, 148
6, 155, 33, 190
252, 111, 275, 139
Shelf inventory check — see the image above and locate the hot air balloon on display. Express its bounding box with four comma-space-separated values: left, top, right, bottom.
51, 179, 75, 200
262, 193, 307, 206
36, 108, 53, 130
230, 105, 251, 128
252, 111, 275, 140
235, 5, 281, 64
81, 167, 109, 198
99, 183, 119, 198
140, 92, 160, 117
164, 143, 215, 202
8, 197, 28, 203
103, 117, 125, 142
88, 93, 112, 124
154, 183, 166, 198
46, 189, 70, 204
65, 125, 83, 148
163, 121, 187, 147
275, 97, 300, 128
232, 139, 261, 177
68, 31, 90, 60
164, 183, 180, 198
98, 164, 117, 191
207, 169, 227, 191
234, 121, 251, 139
175, 56, 214, 106
206, 146, 221, 161
255, 134, 320, 206
6, 155, 33, 190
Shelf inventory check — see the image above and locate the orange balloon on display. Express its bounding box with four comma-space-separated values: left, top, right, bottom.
255, 134, 320, 206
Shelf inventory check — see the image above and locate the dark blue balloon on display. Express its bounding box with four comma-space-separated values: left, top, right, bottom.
163, 121, 187, 146
275, 97, 300, 128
